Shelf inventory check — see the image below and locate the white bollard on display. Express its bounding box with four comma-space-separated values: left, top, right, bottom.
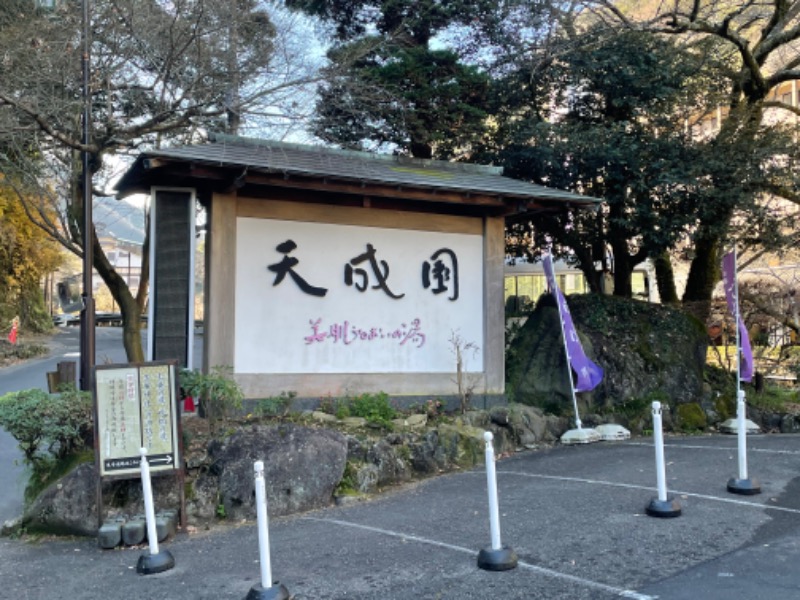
476, 432, 517, 571
727, 390, 761, 495
484, 432, 502, 551
737, 390, 748, 480
653, 403, 668, 503
244, 461, 290, 600
135, 448, 175, 574
141, 448, 160, 555
645, 402, 681, 518
255, 461, 273, 588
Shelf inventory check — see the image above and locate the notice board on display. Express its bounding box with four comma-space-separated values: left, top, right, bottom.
94, 362, 182, 478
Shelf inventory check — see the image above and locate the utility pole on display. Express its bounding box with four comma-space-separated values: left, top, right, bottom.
79, 0, 95, 391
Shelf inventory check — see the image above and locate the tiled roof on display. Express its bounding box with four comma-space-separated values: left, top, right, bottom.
118, 134, 598, 207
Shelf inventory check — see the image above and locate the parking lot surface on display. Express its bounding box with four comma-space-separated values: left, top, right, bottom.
2, 433, 800, 599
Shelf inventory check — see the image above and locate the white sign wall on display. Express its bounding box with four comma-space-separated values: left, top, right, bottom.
234, 217, 484, 374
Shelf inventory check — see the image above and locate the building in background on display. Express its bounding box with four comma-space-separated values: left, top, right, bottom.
504, 257, 656, 315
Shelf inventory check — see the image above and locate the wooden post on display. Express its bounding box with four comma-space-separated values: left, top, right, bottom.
47, 372, 60, 393
57, 361, 77, 387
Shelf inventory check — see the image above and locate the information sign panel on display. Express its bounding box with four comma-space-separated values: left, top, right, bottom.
95, 362, 181, 478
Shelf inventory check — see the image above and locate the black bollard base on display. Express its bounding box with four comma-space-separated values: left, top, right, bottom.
727, 477, 761, 496
136, 549, 175, 575
645, 497, 681, 518
245, 582, 291, 600
477, 546, 518, 571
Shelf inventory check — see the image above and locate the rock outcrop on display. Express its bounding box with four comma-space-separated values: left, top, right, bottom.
507, 294, 708, 413
22, 423, 348, 536
201, 423, 348, 520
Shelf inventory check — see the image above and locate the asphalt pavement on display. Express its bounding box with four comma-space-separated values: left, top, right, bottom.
2, 430, 800, 599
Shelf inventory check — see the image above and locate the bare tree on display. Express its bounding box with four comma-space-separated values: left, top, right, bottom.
0, 0, 328, 361
449, 330, 480, 414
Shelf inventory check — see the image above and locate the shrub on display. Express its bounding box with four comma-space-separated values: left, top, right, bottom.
255, 391, 297, 419
180, 366, 243, 433
0, 386, 92, 462
348, 392, 396, 428
0, 340, 48, 365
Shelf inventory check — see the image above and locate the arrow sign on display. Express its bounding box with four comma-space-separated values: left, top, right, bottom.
146, 454, 174, 466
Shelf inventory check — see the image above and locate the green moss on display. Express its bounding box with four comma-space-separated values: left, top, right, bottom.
704, 365, 735, 397
335, 461, 359, 496
24, 450, 94, 505
713, 394, 736, 421
396, 445, 411, 462
604, 396, 651, 420
184, 481, 196, 502
676, 403, 707, 432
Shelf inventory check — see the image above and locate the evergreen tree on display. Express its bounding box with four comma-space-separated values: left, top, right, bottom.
286, 0, 502, 158
569, 0, 800, 314
482, 28, 720, 298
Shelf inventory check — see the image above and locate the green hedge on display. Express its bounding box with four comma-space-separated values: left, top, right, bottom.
0, 387, 92, 462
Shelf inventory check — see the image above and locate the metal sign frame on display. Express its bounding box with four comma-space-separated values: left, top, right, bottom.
92, 360, 186, 528
147, 187, 197, 368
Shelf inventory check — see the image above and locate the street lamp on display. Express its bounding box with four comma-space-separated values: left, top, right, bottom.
79, 0, 95, 391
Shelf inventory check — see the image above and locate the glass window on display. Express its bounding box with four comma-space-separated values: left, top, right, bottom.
564, 273, 587, 294
631, 272, 647, 298
516, 276, 538, 311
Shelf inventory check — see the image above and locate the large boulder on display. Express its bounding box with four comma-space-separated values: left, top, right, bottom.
24, 423, 347, 535
507, 294, 708, 413
203, 423, 347, 521
24, 463, 99, 536
22, 463, 178, 536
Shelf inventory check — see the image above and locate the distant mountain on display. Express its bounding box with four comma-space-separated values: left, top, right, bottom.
93, 196, 145, 244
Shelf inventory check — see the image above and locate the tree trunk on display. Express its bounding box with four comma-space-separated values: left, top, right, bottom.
92, 233, 145, 363
653, 251, 679, 304
120, 294, 145, 363
574, 244, 601, 293
682, 233, 721, 323
610, 240, 633, 298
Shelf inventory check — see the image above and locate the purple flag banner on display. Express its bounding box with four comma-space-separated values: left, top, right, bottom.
721, 251, 754, 382
543, 254, 603, 392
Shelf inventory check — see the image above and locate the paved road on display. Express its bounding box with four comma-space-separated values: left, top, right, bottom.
2, 431, 800, 599
0, 327, 132, 395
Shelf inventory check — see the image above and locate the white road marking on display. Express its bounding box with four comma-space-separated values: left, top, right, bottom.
625, 441, 800, 456
302, 516, 656, 600
497, 471, 800, 515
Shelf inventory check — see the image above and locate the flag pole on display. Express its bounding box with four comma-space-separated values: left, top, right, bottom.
734, 247, 741, 395
553, 286, 583, 431
726, 246, 760, 495
542, 253, 600, 445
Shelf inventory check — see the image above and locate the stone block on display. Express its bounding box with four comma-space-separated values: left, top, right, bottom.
155, 512, 176, 542
98, 519, 123, 549
122, 517, 146, 546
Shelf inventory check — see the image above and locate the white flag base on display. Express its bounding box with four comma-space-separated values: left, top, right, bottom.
595, 424, 631, 441
719, 418, 760, 435
561, 427, 601, 445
